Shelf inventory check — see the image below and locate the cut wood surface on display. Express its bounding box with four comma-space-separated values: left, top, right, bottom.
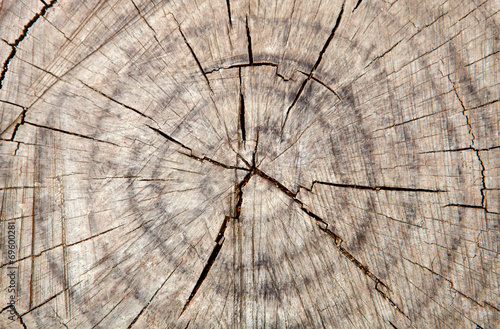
0, 0, 499, 328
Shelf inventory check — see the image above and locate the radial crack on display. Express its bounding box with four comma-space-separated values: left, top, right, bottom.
128, 265, 178, 328
9, 107, 27, 141
281, 2, 345, 136
181, 170, 254, 315
303, 181, 444, 193
353, 0, 363, 12
175, 21, 212, 91
148, 125, 192, 151
25, 121, 118, 146
180, 152, 250, 171
131, 0, 156, 34
365, 39, 402, 69
226, 0, 232, 27
245, 16, 253, 65
238, 68, 246, 143
82, 82, 157, 122
253, 168, 408, 317
148, 126, 249, 171
0, 305, 27, 329
0, 0, 58, 90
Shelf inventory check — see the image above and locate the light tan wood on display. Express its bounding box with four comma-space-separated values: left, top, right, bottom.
0, 0, 499, 328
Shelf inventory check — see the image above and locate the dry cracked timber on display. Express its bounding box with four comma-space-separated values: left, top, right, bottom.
0, 0, 499, 328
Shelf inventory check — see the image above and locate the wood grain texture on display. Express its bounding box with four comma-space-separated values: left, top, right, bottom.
0, 0, 499, 328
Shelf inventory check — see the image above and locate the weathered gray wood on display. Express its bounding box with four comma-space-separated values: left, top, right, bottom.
0, 0, 499, 328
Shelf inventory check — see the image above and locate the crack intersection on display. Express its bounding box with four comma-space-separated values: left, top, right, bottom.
280, 2, 345, 137
157, 118, 409, 317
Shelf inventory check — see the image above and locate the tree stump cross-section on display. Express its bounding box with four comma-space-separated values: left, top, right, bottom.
0, 0, 499, 328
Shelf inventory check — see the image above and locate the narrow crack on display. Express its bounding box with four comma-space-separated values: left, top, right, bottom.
22, 282, 81, 317
174, 17, 212, 91
298, 70, 341, 99
0, 0, 58, 90
181, 170, 254, 315
131, 0, 156, 34
447, 75, 487, 210
0, 99, 25, 108
364, 39, 402, 69
53, 308, 69, 329
301, 181, 444, 193
403, 256, 494, 322
82, 82, 157, 122
179, 152, 250, 171
127, 265, 179, 328
280, 2, 345, 137
24, 121, 119, 146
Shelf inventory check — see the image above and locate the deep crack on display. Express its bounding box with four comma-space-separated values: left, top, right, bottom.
0, 0, 58, 90
252, 167, 408, 317
280, 1, 345, 137
181, 170, 253, 315
238, 68, 246, 143
246, 16, 253, 65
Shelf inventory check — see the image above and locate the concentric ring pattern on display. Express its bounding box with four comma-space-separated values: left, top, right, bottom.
0, 0, 499, 328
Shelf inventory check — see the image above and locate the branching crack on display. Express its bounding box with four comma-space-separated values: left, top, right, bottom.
1, 305, 27, 329
281, 2, 345, 136
179, 152, 250, 171
403, 257, 493, 321
419, 145, 499, 154
252, 168, 408, 317
22, 282, 81, 316
205, 62, 289, 81
0, 0, 58, 90
447, 75, 487, 210
181, 170, 253, 315
298, 70, 341, 99
148, 126, 249, 171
